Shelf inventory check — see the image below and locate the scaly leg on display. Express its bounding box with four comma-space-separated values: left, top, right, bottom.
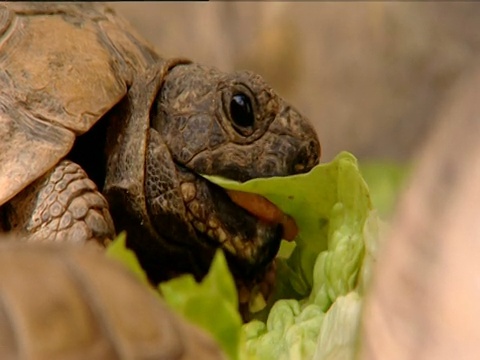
1, 160, 114, 247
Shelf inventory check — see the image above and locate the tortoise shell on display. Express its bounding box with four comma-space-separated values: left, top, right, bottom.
0, 2, 157, 205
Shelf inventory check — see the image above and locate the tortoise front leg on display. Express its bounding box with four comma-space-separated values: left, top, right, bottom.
1, 160, 114, 247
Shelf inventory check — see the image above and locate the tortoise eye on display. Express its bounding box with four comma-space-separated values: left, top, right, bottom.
230, 93, 254, 129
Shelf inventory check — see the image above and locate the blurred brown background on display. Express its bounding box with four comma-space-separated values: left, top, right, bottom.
112, 2, 480, 163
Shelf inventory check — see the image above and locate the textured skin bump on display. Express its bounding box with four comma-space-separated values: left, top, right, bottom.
0, 242, 226, 360
1, 160, 114, 246
145, 128, 197, 244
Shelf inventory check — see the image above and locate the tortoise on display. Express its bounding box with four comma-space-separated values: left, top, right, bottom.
0, 241, 225, 359
0, 2, 320, 286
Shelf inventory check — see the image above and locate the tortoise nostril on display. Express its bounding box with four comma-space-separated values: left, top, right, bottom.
294, 162, 307, 174
292, 139, 321, 174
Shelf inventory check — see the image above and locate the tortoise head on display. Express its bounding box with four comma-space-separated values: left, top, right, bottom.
105, 61, 320, 283
149, 63, 320, 278
153, 63, 320, 180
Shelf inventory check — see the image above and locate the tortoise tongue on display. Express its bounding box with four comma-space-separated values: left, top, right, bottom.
225, 190, 298, 241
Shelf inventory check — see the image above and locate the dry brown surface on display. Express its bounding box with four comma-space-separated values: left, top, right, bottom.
113, 2, 480, 162
360, 64, 480, 360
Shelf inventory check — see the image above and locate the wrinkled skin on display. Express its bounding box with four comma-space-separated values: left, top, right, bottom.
105, 61, 320, 285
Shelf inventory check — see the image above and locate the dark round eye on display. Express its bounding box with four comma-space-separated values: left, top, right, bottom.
230, 93, 255, 129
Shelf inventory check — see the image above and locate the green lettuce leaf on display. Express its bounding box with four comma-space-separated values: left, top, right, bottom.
313, 292, 362, 360
206, 151, 379, 359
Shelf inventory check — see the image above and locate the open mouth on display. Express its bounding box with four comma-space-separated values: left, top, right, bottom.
225, 189, 298, 241
176, 165, 297, 280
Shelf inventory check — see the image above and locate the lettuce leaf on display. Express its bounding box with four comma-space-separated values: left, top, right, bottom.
205, 151, 379, 359
313, 293, 362, 360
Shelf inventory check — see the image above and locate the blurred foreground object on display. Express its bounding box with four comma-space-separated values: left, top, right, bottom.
0, 242, 225, 360
360, 65, 480, 359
